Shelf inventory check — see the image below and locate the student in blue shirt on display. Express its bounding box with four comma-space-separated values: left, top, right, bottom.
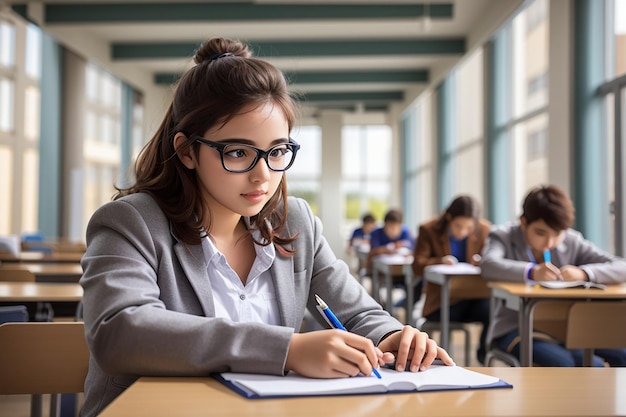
369, 209, 415, 258
346, 212, 377, 255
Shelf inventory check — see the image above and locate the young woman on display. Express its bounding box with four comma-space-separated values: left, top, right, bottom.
412, 195, 491, 364
79, 37, 453, 417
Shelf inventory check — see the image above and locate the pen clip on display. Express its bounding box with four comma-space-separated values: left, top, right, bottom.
315, 304, 335, 329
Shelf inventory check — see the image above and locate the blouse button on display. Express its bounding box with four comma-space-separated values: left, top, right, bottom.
239, 294, 246, 301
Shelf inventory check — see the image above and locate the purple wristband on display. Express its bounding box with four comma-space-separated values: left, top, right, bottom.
526, 264, 535, 280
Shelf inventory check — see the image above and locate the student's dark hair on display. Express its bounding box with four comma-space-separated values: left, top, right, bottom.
435, 195, 481, 234
115, 37, 299, 254
384, 209, 403, 223
362, 213, 376, 224
521, 185, 575, 231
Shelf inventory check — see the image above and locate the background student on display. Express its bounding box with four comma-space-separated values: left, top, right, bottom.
79, 37, 453, 417
346, 212, 377, 255
368, 208, 415, 258
480, 184, 626, 367
412, 195, 491, 364
367, 209, 415, 313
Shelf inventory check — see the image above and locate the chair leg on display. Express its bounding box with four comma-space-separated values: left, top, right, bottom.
50, 394, 61, 417
462, 327, 471, 367
30, 394, 43, 417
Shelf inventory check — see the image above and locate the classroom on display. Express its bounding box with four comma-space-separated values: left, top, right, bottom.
1, 1, 626, 416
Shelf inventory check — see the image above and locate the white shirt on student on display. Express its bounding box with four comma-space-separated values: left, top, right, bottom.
201, 231, 280, 326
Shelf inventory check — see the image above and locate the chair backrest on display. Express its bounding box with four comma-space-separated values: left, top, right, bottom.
0, 322, 89, 394
0, 268, 37, 282
565, 301, 626, 349
0, 305, 29, 324
533, 300, 574, 342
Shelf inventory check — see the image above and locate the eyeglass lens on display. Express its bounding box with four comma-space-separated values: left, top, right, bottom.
222, 143, 295, 172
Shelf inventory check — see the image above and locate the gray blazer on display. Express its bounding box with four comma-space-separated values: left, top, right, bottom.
480, 221, 626, 344
79, 193, 401, 417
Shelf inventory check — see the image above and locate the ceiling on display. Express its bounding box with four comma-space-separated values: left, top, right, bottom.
6, 0, 524, 116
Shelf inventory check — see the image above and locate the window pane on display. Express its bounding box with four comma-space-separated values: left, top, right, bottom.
342, 125, 391, 222
86, 64, 99, 100
290, 125, 321, 178
0, 19, 15, 68
0, 146, 12, 233
512, 112, 549, 208
0, 77, 14, 132
615, 0, 626, 78
24, 85, 40, 140
512, 0, 549, 118
25, 24, 41, 79
21, 149, 39, 232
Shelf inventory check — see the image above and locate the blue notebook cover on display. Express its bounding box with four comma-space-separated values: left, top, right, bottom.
214, 365, 512, 399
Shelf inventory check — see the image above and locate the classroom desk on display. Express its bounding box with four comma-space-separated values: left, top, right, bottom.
0, 263, 83, 283
0, 251, 83, 263
423, 264, 489, 352
0, 282, 83, 302
371, 255, 415, 324
97, 367, 626, 417
488, 282, 626, 366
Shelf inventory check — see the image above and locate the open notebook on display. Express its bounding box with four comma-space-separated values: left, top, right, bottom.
537, 281, 606, 290
215, 365, 512, 399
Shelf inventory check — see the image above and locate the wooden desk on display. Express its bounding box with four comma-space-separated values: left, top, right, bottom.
0, 263, 83, 283
371, 255, 415, 324
423, 264, 489, 351
97, 367, 626, 417
488, 282, 626, 366
0, 282, 83, 302
0, 251, 83, 263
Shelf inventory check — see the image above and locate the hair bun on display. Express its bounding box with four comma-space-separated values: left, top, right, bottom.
194, 37, 252, 64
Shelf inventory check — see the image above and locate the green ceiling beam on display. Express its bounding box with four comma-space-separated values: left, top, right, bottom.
114, 39, 465, 60
154, 69, 428, 86
36, 2, 453, 23
299, 91, 404, 102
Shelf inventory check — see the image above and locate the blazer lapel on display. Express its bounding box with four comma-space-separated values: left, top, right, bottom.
437, 232, 450, 256
270, 255, 296, 328
174, 240, 215, 316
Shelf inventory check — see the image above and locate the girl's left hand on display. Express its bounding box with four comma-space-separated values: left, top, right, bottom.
377, 325, 455, 372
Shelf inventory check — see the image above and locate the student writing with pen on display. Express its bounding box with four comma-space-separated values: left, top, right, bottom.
79, 37, 454, 417
480, 185, 626, 367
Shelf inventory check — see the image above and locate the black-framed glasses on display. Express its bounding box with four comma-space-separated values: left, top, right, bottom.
193, 136, 300, 173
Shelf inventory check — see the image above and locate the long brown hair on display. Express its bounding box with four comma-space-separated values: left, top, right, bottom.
116, 38, 299, 254
435, 195, 481, 234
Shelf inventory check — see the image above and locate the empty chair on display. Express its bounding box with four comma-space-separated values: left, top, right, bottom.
0, 268, 36, 282
566, 301, 626, 366
0, 268, 53, 321
0, 322, 89, 417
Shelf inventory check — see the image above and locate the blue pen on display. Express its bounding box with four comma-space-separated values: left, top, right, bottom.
543, 249, 551, 263
314, 294, 382, 379
543, 249, 563, 280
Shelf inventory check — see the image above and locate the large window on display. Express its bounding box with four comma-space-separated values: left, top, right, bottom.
0, 13, 41, 235
342, 125, 392, 231
509, 0, 550, 214
602, 0, 626, 255
83, 63, 122, 235
453, 48, 485, 203
288, 125, 321, 213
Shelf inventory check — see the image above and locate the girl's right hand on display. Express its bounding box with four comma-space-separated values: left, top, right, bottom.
285, 330, 386, 378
